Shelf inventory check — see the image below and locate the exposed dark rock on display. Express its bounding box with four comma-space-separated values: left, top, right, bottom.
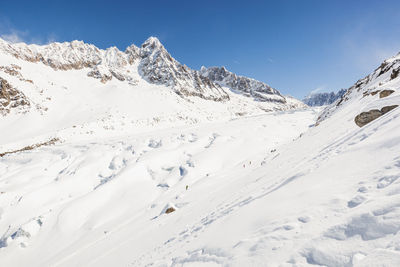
0, 77, 30, 115
391, 67, 400, 80
371, 90, 380, 96
165, 207, 175, 214
381, 105, 398, 113
0, 138, 60, 157
355, 105, 399, 127
379, 90, 395, 98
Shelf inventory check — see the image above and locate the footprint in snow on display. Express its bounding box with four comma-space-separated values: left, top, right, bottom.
347, 195, 367, 208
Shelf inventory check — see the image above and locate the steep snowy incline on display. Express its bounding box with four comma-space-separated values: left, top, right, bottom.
318, 52, 400, 125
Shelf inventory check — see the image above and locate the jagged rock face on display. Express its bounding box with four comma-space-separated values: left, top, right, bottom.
199, 66, 285, 103
0, 77, 30, 115
138, 38, 229, 101
0, 64, 33, 84
0, 37, 230, 102
303, 89, 346, 106
0, 37, 306, 107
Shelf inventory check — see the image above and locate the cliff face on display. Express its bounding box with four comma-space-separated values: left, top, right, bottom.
199, 66, 286, 103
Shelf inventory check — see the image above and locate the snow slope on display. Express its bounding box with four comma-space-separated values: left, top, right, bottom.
0, 39, 399, 266
1, 87, 399, 266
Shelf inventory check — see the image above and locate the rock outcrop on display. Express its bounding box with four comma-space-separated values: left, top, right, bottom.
138, 38, 229, 101
379, 89, 395, 98
355, 105, 398, 127
0, 77, 30, 115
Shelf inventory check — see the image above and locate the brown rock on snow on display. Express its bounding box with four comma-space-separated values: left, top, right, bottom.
0, 77, 30, 115
379, 89, 395, 98
355, 105, 399, 127
165, 207, 176, 214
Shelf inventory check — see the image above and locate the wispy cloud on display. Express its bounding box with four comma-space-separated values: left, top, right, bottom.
309, 85, 326, 95
0, 31, 25, 43
0, 17, 58, 45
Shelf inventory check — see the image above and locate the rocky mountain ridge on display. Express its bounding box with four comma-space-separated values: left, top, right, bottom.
303, 89, 346, 106
199, 66, 286, 103
0, 37, 300, 105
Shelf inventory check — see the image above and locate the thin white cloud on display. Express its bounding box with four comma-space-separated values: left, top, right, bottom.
0, 27, 29, 43
1, 32, 24, 43
0, 18, 58, 45
309, 85, 326, 95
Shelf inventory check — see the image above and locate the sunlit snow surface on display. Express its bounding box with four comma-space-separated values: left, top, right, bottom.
1, 104, 400, 266
1, 39, 400, 266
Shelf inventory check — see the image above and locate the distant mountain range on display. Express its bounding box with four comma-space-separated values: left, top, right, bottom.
302, 89, 346, 106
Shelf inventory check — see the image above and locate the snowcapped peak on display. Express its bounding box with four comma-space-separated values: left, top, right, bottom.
385, 51, 400, 63
70, 40, 85, 47
141, 36, 163, 49
0, 35, 302, 107
125, 43, 140, 51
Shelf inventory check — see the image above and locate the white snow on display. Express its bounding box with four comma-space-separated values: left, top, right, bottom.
0, 37, 400, 266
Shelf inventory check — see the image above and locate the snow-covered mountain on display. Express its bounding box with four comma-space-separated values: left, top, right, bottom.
0, 37, 305, 118
199, 66, 286, 103
1, 37, 400, 267
303, 88, 346, 106
318, 52, 400, 126
0, 37, 229, 102
0, 36, 308, 148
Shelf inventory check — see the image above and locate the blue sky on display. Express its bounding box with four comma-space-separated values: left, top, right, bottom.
1, 0, 400, 98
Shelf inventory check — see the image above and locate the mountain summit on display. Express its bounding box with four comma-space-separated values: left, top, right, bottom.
0, 37, 304, 112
